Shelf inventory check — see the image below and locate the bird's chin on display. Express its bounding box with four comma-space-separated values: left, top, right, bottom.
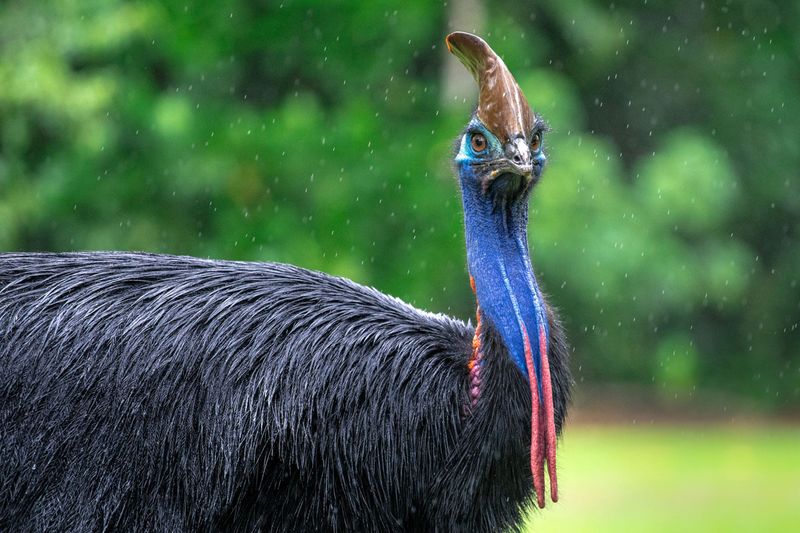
483, 171, 533, 199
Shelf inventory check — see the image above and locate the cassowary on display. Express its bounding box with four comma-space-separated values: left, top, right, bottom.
0, 32, 571, 532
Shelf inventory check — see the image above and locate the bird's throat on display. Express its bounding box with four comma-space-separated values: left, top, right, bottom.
461, 182, 558, 507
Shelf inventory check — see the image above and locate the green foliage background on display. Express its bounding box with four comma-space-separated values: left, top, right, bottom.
1, 0, 797, 410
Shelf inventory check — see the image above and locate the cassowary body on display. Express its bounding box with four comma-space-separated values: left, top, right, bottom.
0, 33, 571, 531
0, 253, 568, 531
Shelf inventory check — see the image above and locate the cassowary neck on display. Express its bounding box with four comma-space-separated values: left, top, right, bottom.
461, 180, 547, 390
459, 170, 559, 508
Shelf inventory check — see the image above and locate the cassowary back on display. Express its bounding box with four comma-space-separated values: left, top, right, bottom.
0, 252, 473, 531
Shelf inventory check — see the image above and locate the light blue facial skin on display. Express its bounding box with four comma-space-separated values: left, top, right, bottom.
456, 118, 549, 401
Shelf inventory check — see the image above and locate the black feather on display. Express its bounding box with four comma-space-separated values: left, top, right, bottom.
0, 252, 570, 532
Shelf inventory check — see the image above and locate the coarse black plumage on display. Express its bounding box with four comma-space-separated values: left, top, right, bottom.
0, 253, 569, 532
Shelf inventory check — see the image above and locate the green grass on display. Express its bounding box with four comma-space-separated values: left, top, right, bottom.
524, 425, 800, 532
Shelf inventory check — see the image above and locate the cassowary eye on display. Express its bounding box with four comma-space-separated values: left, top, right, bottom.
531, 131, 542, 153
471, 133, 487, 153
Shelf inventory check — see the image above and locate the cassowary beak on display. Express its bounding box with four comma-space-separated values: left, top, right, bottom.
502, 138, 533, 180
479, 140, 533, 188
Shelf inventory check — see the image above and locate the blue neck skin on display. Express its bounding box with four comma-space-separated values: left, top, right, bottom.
457, 151, 549, 399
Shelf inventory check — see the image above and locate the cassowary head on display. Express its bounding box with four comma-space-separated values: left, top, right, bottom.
447, 31, 558, 508
447, 31, 547, 195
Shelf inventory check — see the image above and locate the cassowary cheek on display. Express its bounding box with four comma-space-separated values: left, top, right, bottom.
532, 153, 546, 181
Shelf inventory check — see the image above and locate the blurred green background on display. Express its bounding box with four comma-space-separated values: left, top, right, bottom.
1, 0, 798, 530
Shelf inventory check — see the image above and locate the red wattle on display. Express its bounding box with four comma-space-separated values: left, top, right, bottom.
523, 325, 558, 509
539, 324, 558, 502
522, 328, 545, 508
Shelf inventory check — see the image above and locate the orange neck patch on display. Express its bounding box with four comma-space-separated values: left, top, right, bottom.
468, 276, 483, 408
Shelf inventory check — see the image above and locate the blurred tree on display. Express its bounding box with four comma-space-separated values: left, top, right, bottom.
0, 0, 796, 409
